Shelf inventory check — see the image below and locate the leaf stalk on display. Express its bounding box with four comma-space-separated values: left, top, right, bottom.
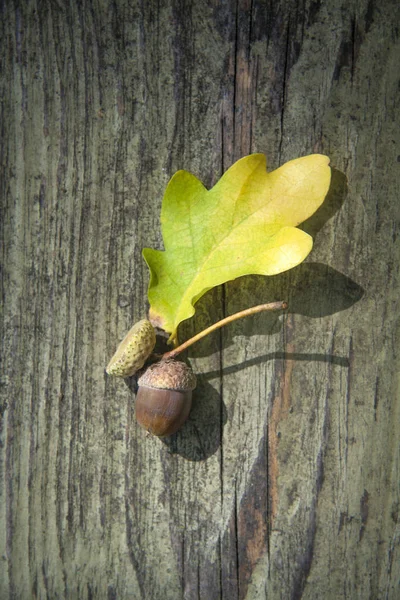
162, 301, 287, 359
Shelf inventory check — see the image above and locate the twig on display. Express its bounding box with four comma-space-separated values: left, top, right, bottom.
163, 301, 288, 359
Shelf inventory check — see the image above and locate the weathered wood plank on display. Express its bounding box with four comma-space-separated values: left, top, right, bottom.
1, 0, 399, 598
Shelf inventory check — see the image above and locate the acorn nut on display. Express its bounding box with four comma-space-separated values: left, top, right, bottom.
106, 319, 156, 377
135, 359, 196, 437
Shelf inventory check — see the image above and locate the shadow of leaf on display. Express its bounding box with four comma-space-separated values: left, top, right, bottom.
183, 264, 364, 359
287, 262, 364, 317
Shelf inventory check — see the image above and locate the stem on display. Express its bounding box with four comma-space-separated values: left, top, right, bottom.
163, 301, 287, 360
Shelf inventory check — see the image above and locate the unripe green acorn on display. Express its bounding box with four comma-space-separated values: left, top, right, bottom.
136, 359, 196, 437
106, 319, 156, 377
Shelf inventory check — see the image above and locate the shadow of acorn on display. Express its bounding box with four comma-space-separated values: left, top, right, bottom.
160, 376, 227, 461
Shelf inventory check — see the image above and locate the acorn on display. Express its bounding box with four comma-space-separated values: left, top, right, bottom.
106, 302, 288, 438
106, 319, 156, 377
135, 359, 196, 437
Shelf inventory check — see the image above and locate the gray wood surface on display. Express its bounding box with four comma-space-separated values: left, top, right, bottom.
1, 0, 399, 598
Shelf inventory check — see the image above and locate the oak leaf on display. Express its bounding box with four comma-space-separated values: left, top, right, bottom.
143, 153, 331, 343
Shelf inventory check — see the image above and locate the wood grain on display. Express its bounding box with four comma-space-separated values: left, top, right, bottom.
1, 0, 399, 598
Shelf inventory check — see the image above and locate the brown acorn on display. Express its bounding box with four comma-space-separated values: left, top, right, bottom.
135, 359, 196, 437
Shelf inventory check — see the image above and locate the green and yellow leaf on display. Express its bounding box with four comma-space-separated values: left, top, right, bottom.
143, 153, 331, 343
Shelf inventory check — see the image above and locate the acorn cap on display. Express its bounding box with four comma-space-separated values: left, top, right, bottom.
106, 319, 156, 377
138, 359, 197, 391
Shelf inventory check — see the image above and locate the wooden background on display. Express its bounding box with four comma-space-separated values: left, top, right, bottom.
1, 0, 399, 598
